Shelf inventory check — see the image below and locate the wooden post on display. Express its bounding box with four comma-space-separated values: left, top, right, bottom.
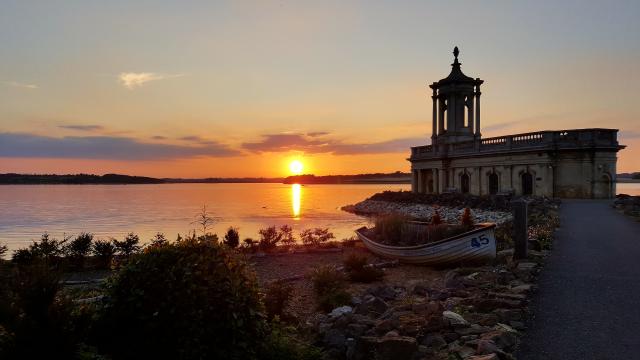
512, 199, 528, 259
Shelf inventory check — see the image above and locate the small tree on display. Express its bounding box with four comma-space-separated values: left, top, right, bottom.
113, 233, 141, 257
279, 225, 296, 247
264, 280, 294, 320
149, 233, 168, 248
192, 205, 216, 235
223, 227, 240, 248
0, 243, 7, 260
300, 228, 334, 247
64, 232, 93, 269
92, 239, 116, 269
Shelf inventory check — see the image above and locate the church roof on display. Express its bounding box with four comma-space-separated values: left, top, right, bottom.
433, 47, 480, 87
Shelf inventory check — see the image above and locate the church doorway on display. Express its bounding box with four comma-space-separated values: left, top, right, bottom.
488, 173, 499, 195
522, 173, 533, 195
461, 173, 470, 194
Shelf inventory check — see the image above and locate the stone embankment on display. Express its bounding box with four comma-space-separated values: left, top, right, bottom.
308, 251, 544, 360
343, 200, 512, 225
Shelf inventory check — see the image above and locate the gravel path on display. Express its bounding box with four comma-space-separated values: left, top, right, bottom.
517, 200, 640, 359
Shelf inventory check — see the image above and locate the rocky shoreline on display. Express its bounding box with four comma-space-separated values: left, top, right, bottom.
342, 199, 513, 225
613, 194, 640, 219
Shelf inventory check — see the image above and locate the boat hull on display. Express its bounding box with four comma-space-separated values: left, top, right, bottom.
355, 223, 497, 265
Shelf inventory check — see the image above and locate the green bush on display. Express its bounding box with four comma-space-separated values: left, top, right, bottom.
224, 227, 240, 248
148, 232, 168, 248
258, 225, 294, 251
308, 265, 351, 312
113, 232, 141, 257
97, 238, 265, 360
0, 243, 7, 260
260, 321, 323, 360
264, 280, 294, 321
300, 228, 335, 247
343, 253, 383, 283
92, 239, 116, 269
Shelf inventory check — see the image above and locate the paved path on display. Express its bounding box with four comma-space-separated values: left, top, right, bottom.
518, 200, 640, 359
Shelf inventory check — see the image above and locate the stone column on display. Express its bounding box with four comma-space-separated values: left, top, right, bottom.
432, 90, 438, 143
468, 95, 474, 131
474, 85, 481, 137
411, 170, 418, 193
439, 98, 446, 134
417, 170, 423, 194
438, 168, 446, 193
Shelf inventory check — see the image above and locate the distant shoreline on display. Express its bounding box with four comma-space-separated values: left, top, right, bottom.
2, 172, 638, 185
0, 172, 412, 185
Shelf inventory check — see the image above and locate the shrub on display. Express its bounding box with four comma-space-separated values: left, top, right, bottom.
97, 239, 265, 360
261, 321, 323, 360
461, 207, 475, 228
92, 239, 116, 269
149, 232, 168, 248
258, 225, 295, 251
308, 265, 351, 312
65, 232, 93, 269
343, 253, 383, 283
0, 243, 7, 260
300, 228, 335, 247
264, 280, 294, 321
431, 210, 443, 225
243, 237, 257, 252
223, 227, 240, 248
113, 232, 141, 257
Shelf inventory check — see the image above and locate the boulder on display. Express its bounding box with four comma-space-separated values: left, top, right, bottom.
352, 335, 417, 360
355, 295, 389, 317
421, 333, 447, 350
444, 270, 464, 289
330, 305, 354, 318
323, 328, 347, 349
443, 310, 470, 327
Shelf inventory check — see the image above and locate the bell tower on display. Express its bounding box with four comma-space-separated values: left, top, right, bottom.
429, 47, 484, 145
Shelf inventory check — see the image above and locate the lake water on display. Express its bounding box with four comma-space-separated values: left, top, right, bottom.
0, 183, 409, 251
1, 182, 638, 252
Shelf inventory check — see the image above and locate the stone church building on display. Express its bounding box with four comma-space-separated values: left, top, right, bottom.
409, 47, 625, 199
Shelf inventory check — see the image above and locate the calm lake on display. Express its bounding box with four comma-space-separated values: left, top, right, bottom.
0, 183, 409, 251
1, 182, 638, 252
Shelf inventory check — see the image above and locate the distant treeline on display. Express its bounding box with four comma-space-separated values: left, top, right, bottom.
618, 172, 640, 180
0, 173, 163, 184
1, 171, 416, 185
165, 177, 284, 183
284, 171, 411, 184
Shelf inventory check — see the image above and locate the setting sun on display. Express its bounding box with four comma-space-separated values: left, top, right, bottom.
289, 160, 304, 175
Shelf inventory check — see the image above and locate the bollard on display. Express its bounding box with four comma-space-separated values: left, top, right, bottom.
512, 199, 528, 260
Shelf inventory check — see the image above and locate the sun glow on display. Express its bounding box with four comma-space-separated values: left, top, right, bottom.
289, 160, 304, 175
291, 184, 301, 219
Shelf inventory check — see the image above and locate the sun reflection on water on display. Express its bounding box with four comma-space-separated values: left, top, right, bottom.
291, 184, 301, 219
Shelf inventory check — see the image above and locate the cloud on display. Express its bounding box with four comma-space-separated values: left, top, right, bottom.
482, 121, 518, 133
3, 81, 38, 89
118, 72, 183, 89
242, 133, 424, 155
59, 125, 105, 132
0, 132, 239, 160
151, 135, 168, 140
307, 131, 330, 137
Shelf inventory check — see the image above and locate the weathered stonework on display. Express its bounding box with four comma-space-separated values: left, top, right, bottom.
409, 48, 624, 199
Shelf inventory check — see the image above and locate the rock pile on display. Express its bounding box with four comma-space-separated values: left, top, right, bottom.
308, 258, 542, 360
343, 199, 513, 225
613, 194, 640, 218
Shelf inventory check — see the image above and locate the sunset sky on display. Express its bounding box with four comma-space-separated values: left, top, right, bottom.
1, 1, 639, 177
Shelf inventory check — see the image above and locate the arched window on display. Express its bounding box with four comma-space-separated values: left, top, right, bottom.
488, 173, 499, 195
461, 173, 470, 194
522, 173, 533, 196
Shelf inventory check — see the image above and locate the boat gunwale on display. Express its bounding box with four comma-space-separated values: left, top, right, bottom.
355, 222, 496, 251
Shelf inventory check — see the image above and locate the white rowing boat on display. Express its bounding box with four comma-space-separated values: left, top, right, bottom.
355, 223, 497, 265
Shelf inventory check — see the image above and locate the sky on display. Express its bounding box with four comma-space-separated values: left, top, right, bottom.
1, 0, 639, 178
